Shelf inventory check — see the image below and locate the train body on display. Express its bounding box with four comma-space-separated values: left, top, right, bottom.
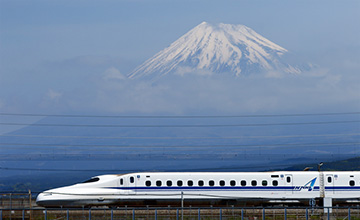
36, 171, 360, 207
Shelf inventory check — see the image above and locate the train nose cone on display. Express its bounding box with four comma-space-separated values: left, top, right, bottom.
36, 192, 57, 207
36, 192, 48, 206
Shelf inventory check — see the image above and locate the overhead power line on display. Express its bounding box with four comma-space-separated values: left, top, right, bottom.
1, 142, 358, 148
1, 133, 359, 140
1, 112, 360, 118
0, 162, 326, 172
1, 120, 360, 128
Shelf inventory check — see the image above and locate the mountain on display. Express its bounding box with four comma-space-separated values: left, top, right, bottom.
128, 22, 311, 80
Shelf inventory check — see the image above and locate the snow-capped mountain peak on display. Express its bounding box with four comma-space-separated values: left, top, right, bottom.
129, 22, 305, 80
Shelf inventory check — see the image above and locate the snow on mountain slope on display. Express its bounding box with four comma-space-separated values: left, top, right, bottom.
128, 22, 307, 80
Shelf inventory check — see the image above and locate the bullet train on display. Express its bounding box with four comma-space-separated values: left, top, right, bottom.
36, 171, 360, 207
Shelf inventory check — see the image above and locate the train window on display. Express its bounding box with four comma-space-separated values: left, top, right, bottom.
262, 180, 268, 186
209, 180, 215, 186
230, 180, 236, 186
198, 180, 204, 186
177, 180, 183, 186
120, 178, 124, 185
146, 181, 151, 187
188, 180, 193, 186
82, 177, 100, 183
241, 180, 246, 186
272, 180, 278, 186
220, 180, 225, 186
350, 180, 355, 186
167, 180, 172, 187
286, 176, 291, 183
156, 180, 162, 187
251, 180, 257, 186
130, 177, 134, 183
327, 177, 332, 183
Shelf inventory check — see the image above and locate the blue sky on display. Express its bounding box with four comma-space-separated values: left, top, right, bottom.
1, 0, 359, 66
0, 0, 359, 117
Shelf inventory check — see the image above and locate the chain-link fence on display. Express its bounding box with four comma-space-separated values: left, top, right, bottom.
1, 206, 360, 220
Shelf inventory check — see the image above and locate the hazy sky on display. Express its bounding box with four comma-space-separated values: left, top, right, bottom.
0, 0, 359, 177
0, 0, 359, 116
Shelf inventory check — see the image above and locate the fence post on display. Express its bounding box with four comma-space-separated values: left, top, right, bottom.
241, 208, 244, 220
89, 209, 91, 220
198, 208, 200, 220
263, 208, 265, 220
220, 208, 222, 220
45, 209, 47, 220
327, 208, 330, 220
348, 207, 351, 220
306, 208, 308, 220
0, 209, 2, 220
67, 209, 69, 220
176, 209, 179, 220
284, 208, 287, 220
111, 209, 113, 220
22, 209, 25, 220
132, 208, 135, 220
155, 209, 157, 220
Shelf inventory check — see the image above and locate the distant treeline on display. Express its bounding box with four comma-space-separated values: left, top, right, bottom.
284, 157, 360, 171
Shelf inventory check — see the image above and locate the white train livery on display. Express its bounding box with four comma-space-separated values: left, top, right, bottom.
36, 171, 360, 207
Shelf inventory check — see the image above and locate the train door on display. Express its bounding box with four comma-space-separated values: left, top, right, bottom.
285, 174, 293, 194
325, 174, 334, 195
127, 175, 136, 195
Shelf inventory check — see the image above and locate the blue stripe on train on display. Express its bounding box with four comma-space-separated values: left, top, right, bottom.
105, 186, 360, 191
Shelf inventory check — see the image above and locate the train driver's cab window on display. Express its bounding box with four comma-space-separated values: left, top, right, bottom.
177, 180, 183, 186
350, 180, 355, 186
198, 180, 204, 186
262, 180, 268, 186
146, 180, 151, 187
230, 180, 236, 186
130, 177, 134, 183
156, 180, 162, 187
209, 180, 215, 186
167, 180, 172, 186
187, 180, 193, 186
272, 180, 278, 186
241, 180, 246, 186
120, 178, 124, 185
327, 177, 332, 183
82, 177, 100, 183
251, 180, 257, 186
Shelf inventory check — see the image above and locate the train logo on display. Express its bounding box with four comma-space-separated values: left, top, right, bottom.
294, 177, 317, 191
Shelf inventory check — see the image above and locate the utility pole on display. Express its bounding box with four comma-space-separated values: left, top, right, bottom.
181, 192, 184, 220
28, 190, 32, 220
318, 162, 325, 198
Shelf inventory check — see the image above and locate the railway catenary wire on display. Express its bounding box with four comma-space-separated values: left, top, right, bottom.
1, 112, 358, 173
0, 153, 355, 162
0, 162, 323, 172
1, 133, 359, 140
1, 141, 359, 148
1, 120, 360, 127
1, 111, 360, 118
